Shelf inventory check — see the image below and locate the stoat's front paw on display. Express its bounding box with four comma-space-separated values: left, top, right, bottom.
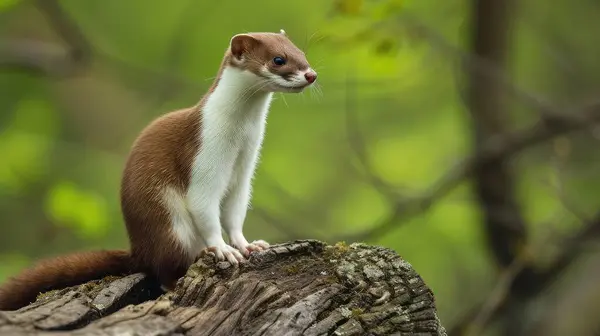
230, 234, 270, 257
250, 239, 270, 250
200, 243, 245, 265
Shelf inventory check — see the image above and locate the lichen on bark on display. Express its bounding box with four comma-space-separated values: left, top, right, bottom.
0, 240, 446, 336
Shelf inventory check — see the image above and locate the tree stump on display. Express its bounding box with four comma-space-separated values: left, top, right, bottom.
0, 240, 446, 335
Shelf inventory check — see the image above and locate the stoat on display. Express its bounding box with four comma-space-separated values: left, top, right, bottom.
0, 29, 317, 310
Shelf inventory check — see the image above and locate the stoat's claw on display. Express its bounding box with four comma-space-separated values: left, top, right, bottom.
201, 243, 245, 265
224, 246, 245, 264
251, 240, 270, 250
230, 234, 270, 257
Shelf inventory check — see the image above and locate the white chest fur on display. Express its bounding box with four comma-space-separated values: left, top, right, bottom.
168, 66, 273, 260
191, 66, 272, 203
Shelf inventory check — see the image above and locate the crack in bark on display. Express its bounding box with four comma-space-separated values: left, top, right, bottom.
0, 240, 446, 335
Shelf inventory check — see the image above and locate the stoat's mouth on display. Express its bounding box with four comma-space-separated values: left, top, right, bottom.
273, 82, 311, 93
258, 69, 314, 93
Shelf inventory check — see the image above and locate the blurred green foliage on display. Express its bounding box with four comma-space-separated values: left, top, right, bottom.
0, 0, 20, 12
1, 0, 600, 333
45, 180, 109, 239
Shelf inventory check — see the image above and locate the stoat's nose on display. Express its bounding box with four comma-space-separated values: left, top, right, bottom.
304, 71, 317, 84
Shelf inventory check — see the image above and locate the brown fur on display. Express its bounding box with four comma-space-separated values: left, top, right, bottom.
0, 250, 131, 310
229, 33, 310, 79
120, 105, 202, 289
0, 31, 313, 311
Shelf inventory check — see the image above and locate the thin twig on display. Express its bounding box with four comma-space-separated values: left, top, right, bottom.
464, 250, 530, 336
346, 101, 600, 242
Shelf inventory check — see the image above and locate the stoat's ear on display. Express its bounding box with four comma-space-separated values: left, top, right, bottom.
230, 34, 259, 60
279, 29, 287, 36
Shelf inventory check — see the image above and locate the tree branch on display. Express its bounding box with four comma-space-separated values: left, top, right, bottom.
345, 101, 600, 243
0, 0, 92, 77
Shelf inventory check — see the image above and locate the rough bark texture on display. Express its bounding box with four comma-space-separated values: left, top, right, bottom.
0, 240, 446, 336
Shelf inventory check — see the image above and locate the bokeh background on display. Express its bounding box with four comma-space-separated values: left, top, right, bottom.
2, 0, 600, 335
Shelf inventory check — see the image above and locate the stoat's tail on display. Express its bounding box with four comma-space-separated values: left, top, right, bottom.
0, 250, 132, 311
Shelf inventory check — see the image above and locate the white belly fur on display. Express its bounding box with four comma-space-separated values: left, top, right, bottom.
166, 66, 272, 258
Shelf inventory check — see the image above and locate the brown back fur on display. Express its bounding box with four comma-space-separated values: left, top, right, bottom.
120, 106, 202, 288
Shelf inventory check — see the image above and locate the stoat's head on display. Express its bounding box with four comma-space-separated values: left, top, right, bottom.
227, 29, 317, 93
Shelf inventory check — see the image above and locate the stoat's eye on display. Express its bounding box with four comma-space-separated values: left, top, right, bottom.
273, 56, 286, 66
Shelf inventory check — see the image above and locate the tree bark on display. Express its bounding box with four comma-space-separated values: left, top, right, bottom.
0, 240, 446, 336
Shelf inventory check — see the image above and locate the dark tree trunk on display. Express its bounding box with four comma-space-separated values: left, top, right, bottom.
466, 0, 525, 271
0, 240, 446, 336
464, 1, 534, 334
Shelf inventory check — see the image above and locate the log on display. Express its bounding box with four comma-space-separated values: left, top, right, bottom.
0, 240, 446, 335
